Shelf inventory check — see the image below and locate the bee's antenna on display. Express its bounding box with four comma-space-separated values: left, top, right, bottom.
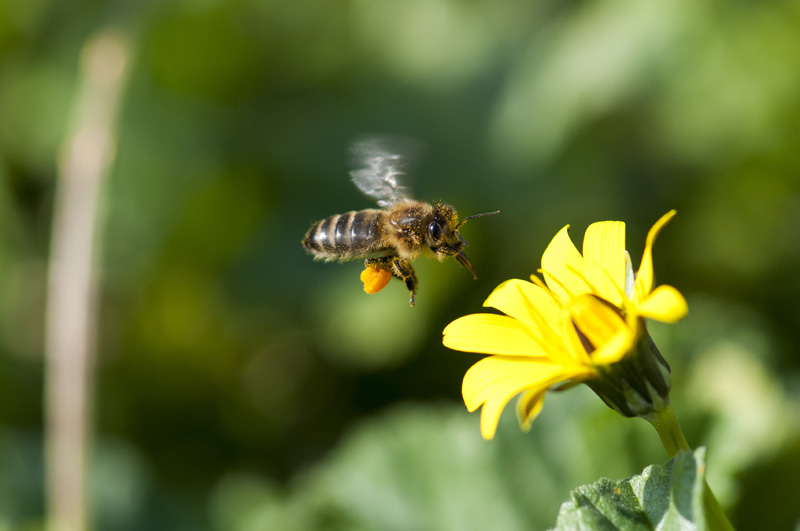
456, 210, 499, 230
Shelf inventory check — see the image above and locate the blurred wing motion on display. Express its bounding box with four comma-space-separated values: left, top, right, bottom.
349, 137, 420, 206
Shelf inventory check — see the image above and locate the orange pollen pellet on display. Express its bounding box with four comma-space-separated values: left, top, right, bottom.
360, 266, 391, 294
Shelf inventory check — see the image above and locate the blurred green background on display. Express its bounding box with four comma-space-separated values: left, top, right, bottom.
2, 0, 800, 529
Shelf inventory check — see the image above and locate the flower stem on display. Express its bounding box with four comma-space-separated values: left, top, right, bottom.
644, 403, 734, 530
643, 401, 689, 457
704, 482, 735, 531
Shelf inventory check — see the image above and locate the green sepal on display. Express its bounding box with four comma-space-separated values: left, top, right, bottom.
584, 325, 672, 418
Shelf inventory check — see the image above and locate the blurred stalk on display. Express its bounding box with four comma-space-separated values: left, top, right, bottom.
45, 30, 129, 531
646, 404, 734, 530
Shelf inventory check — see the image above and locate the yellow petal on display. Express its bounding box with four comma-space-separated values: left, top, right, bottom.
483, 278, 560, 328
639, 285, 688, 322
521, 274, 585, 367
558, 306, 594, 366
541, 225, 592, 303
588, 325, 635, 365
583, 220, 626, 306
634, 210, 676, 303
568, 294, 633, 365
443, 314, 544, 357
462, 356, 586, 439
516, 388, 547, 432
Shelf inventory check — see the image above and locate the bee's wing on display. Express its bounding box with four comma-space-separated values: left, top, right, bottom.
348, 137, 419, 206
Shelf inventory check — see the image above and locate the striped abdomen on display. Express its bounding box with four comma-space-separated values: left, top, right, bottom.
303, 209, 387, 261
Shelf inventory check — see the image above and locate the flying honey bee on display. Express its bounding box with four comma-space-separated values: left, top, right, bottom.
302, 138, 498, 306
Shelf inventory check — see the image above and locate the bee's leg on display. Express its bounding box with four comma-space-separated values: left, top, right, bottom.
364, 256, 418, 306
391, 259, 418, 306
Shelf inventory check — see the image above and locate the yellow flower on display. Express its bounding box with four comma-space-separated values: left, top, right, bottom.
442, 210, 687, 440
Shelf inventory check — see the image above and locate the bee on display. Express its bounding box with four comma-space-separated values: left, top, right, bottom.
302, 138, 498, 306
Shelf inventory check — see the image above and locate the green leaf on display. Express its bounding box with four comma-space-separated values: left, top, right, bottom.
552, 448, 708, 530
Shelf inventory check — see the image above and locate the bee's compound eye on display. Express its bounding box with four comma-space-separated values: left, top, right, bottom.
428, 220, 443, 240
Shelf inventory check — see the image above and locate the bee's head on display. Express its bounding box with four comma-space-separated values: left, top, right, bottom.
427, 203, 499, 279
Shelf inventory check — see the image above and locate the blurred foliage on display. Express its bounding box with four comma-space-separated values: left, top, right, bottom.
206, 395, 667, 531
1, 0, 800, 529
